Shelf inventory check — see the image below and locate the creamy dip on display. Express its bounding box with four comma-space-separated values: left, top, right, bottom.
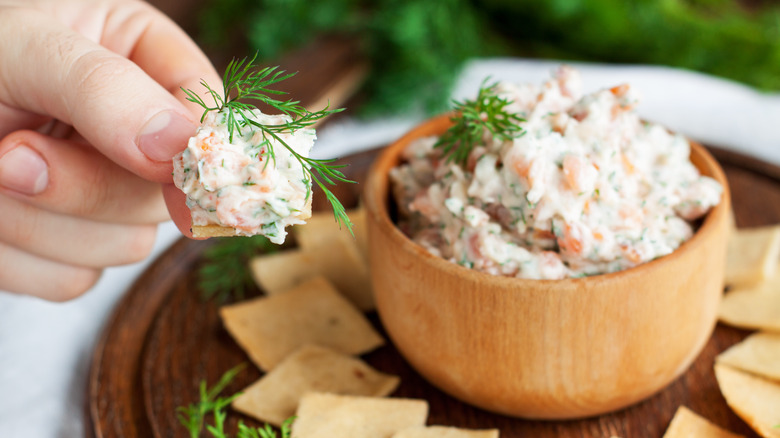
390, 66, 722, 279
173, 109, 314, 244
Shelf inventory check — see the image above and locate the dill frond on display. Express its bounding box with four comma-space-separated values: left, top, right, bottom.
183, 53, 354, 233
435, 80, 525, 166
176, 364, 295, 438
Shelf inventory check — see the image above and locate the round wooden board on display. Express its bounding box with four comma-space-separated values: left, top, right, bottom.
88, 146, 780, 438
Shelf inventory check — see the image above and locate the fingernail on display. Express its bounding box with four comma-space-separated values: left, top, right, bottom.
136, 110, 197, 162
0, 145, 48, 195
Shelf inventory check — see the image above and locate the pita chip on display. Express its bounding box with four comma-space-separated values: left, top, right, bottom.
662, 406, 744, 438
717, 332, 780, 382
250, 249, 319, 295
725, 226, 780, 288
719, 269, 780, 331
292, 392, 428, 438
220, 276, 384, 371
232, 344, 400, 426
294, 210, 374, 311
715, 364, 780, 438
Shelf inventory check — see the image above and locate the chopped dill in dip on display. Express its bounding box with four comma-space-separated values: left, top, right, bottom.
173, 108, 314, 244
390, 66, 722, 279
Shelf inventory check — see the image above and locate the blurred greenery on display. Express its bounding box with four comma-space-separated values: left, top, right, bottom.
198, 0, 505, 114
198, 0, 780, 115
481, 0, 780, 90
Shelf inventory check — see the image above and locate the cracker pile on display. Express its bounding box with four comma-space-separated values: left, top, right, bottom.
221, 209, 780, 436
714, 224, 780, 437
220, 207, 499, 437
250, 207, 373, 311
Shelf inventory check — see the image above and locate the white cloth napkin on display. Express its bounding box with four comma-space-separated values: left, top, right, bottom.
315, 59, 780, 165
0, 59, 777, 438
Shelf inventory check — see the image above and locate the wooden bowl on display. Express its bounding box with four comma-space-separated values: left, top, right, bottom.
363, 114, 731, 419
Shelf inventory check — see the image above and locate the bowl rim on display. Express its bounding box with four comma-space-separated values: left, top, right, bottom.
363, 113, 731, 286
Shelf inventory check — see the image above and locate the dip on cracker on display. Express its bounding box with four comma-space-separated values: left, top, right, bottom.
174, 55, 351, 242
390, 66, 723, 279
173, 109, 315, 243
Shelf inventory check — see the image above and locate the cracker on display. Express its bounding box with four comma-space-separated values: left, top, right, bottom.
249, 246, 373, 311
718, 268, 780, 331
715, 364, 780, 438
292, 392, 428, 438
192, 224, 241, 238
295, 208, 358, 248
250, 249, 319, 295
293, 209, 374, 311
725, 225, 780, 288
219, 276, 384, 371
232, 344, 400, 426
392, 425, 499, 438
662, 406, 744, 438
717, 332, 780, 382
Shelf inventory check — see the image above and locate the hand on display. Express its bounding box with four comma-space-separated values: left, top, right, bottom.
0, 0, 220, 300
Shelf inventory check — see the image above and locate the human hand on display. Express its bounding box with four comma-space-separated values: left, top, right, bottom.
0, 0, 221, 300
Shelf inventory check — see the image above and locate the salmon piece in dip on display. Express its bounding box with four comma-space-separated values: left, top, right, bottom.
390, 66, 722, 279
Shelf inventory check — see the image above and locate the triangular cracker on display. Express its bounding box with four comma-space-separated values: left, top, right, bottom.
220, 276, 384, 371
250, 208, 374, 311
717, 332, 780, 382
293, 209, 374, 311
299, 206, 370, 259
249, 249, 319, 295
392, 425, 499, 438
725, 225, 780, 288
662, 406, 744, 438
714, 364, 780, 438
292, 392, 428, 438
232, 344, 400, 426
718, 269, 780, 331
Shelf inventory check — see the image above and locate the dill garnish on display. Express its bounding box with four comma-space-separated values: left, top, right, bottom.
177, 364, 294, 438
435, 80, 525, 166
198, 235, 277, 302
183, 53, 354, 233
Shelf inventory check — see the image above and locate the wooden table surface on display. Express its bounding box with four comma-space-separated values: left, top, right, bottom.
86, 145, 780, 438
82, 12, 780, 434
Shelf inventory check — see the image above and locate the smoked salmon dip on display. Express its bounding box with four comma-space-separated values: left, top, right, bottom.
390, 66, 722, 279
173, 109, 314, 244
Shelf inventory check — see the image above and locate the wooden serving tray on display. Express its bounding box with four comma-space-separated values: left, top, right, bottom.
87, 146, 780, 438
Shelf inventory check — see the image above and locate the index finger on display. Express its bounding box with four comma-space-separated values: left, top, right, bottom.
0, 5, 217, 183
92, 1, 223, 115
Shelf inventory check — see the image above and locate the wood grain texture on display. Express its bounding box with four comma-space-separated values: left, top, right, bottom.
87, 144, 779, 438
84, 2, 779, 436
87, 238, 211, 438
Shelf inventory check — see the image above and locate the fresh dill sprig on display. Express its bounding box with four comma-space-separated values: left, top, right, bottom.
183, 53, 354, 233
176, 364, 245, 438
177, 364, 295, 438
237, 418, 294, 438
434, 80, 525, 166
199, 235, 277, 302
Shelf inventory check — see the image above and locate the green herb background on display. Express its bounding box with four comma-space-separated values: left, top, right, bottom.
197, 0, 780, 115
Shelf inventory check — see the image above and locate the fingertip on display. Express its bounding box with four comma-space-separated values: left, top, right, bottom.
50, 268, 102, 302
162, 183, 203, 239
0, 131, 49, 196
